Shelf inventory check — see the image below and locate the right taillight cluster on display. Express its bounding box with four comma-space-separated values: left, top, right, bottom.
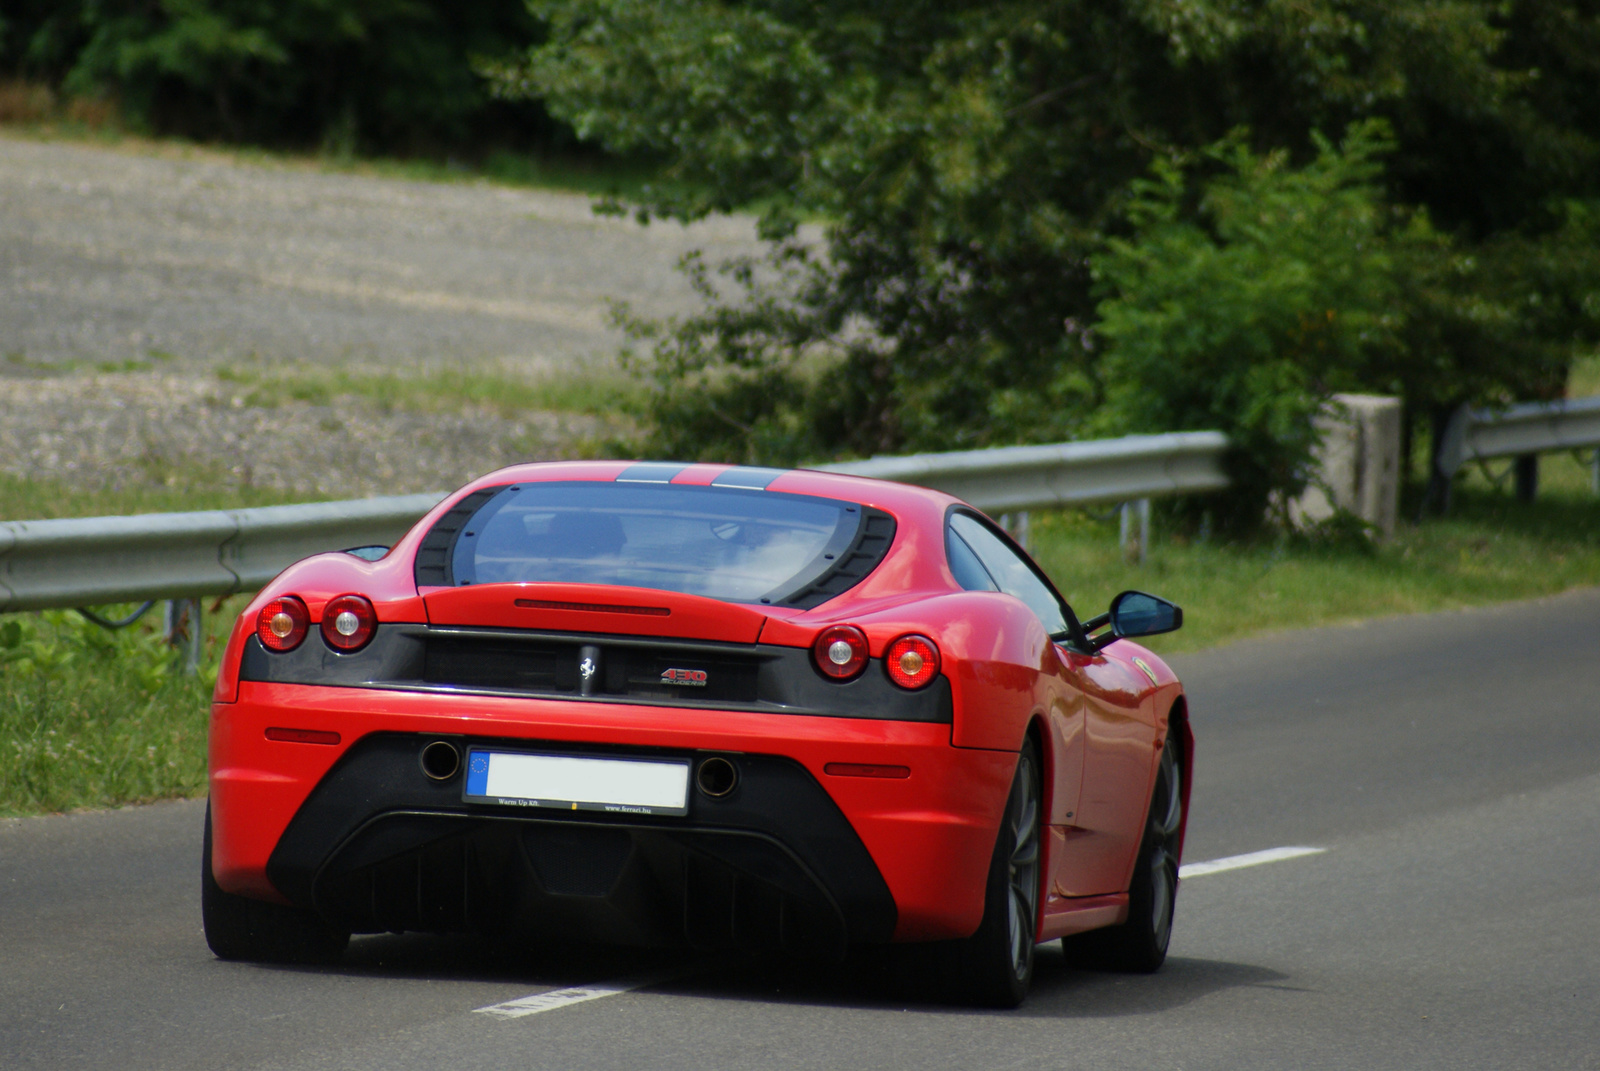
256, 594, 377, 653
811, 627, 939, 690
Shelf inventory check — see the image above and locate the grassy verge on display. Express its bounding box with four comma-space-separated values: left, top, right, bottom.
6, 476, 1596, 816
0, 111, 667, 201
0, 602, 245, 818
0, 471, 320, 522
211, 362, 642, 422
1034, 484, 1600, 657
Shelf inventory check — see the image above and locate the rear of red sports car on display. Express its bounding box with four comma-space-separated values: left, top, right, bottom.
205, 459, 1187, 1004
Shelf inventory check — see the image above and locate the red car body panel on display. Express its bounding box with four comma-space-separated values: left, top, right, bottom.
208, 461, 1191, 951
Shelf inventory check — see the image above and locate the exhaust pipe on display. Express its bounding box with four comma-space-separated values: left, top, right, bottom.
420, 740, 461, 782
696, 756, 738, 798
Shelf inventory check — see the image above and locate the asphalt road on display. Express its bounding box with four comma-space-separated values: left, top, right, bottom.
3, 590, 1598, 1070
0, 134, 763, 372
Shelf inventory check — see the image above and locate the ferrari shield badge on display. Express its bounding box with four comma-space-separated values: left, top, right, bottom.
1132, 657, 1160, 686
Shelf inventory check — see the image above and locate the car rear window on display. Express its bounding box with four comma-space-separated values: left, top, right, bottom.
440, 481, 871, 604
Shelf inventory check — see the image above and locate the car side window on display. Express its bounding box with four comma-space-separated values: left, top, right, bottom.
946, 527, 999, 592
948, 513, 1070, 636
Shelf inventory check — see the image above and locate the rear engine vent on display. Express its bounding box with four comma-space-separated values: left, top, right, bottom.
422, 632, 761, 705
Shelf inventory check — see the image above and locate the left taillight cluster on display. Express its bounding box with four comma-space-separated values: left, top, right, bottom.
256, 594, 376, 653
811, 626, 940, 690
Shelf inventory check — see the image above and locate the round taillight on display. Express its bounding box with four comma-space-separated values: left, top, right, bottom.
886, 634, 940, 690
256, 596, 310, 652
320, 594, 377, 652
813, 624, 869, 681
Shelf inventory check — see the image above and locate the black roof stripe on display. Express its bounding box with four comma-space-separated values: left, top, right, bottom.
710, 466, 790, 490
615, 462, 689, 484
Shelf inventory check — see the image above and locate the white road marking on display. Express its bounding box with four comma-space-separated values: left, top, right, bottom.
1179, 845, 1327, 879
474, 976, 665, 1020
470, 851, 1325, 1019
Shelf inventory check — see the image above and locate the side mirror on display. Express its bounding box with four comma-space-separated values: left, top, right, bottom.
1081, 590, 1183, 651
1109, 590, 1182, 639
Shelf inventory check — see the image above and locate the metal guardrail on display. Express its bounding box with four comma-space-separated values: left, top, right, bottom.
1436, 396, 1600, 480
0, 493, 446, 614
1434, 396, 1600, 505
817, 431, 1232, 513
2, 430, 1232, 616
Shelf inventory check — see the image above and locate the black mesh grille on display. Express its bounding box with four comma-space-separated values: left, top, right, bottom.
423, 633, 762, 704
424, 635, 577, 693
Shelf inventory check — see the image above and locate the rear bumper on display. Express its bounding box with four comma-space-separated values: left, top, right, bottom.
210, 683, 1017, 944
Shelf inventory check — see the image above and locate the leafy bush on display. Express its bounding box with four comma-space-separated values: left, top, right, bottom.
1090, 122, 1404, 528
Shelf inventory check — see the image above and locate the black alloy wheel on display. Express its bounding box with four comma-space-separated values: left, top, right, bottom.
201, 805, 349, 965
1063, 733, 1183, 972
949, 736, 1043, 1007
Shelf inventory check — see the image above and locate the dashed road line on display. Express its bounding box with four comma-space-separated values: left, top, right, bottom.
475, 976, 668, 1020
473, 848, 1326, 1019
1179, 846, 1327, 879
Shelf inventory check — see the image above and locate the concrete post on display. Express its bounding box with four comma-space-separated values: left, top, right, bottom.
1291, 394, 1402, 539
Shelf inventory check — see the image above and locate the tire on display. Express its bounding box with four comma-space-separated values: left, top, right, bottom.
1063, 734, 1182, 972
202, 804, 349, 964
944, 737, 1043, 1008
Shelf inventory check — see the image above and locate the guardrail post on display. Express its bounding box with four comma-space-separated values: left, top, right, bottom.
999, 511, 1032, 552
163, 598, 203, 676
1119, 500, 1150, 565
1514, 455, 1539, 503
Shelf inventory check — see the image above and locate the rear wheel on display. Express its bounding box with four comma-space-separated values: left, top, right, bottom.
945, 737, 1042, 1007
1063, 735, 1182, 972
202, 805, 348, 964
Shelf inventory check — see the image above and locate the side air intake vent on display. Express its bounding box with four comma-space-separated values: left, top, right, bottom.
414, 487, 504, 587
780, 509, 897, 610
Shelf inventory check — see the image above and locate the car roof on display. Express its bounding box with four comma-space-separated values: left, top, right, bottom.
454, 460, 966, 520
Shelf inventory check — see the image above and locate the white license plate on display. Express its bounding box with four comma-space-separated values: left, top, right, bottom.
462, 750, 690, 816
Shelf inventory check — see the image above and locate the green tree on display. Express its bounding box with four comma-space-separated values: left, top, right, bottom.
2, 0, 553, 153
506, 0, 1600, 521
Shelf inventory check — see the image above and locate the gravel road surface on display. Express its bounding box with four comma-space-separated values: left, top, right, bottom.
3, 590, 1597, 1070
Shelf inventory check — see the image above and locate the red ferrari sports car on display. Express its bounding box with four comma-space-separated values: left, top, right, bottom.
204, 461, 1190, 1007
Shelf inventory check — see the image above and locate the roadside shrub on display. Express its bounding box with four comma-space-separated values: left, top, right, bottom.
1091, 122, 1404, 531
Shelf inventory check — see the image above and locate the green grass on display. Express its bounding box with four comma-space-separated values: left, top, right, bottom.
211, 363, 642, 421
1033, 484, 1600, 656
1, 113, 668, 201
0, 471, 321, 522
6, 478, 1595, 816
0, 605, 242, 818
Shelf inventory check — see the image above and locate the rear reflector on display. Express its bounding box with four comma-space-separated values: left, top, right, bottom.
824, 762, 910, 779
265, 727, 341, 745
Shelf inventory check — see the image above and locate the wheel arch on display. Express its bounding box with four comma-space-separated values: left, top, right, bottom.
1165, 694, 1193, 868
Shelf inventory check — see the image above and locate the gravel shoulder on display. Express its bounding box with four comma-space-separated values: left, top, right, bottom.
1, 132, 765, 500
2, 132, 760, 372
